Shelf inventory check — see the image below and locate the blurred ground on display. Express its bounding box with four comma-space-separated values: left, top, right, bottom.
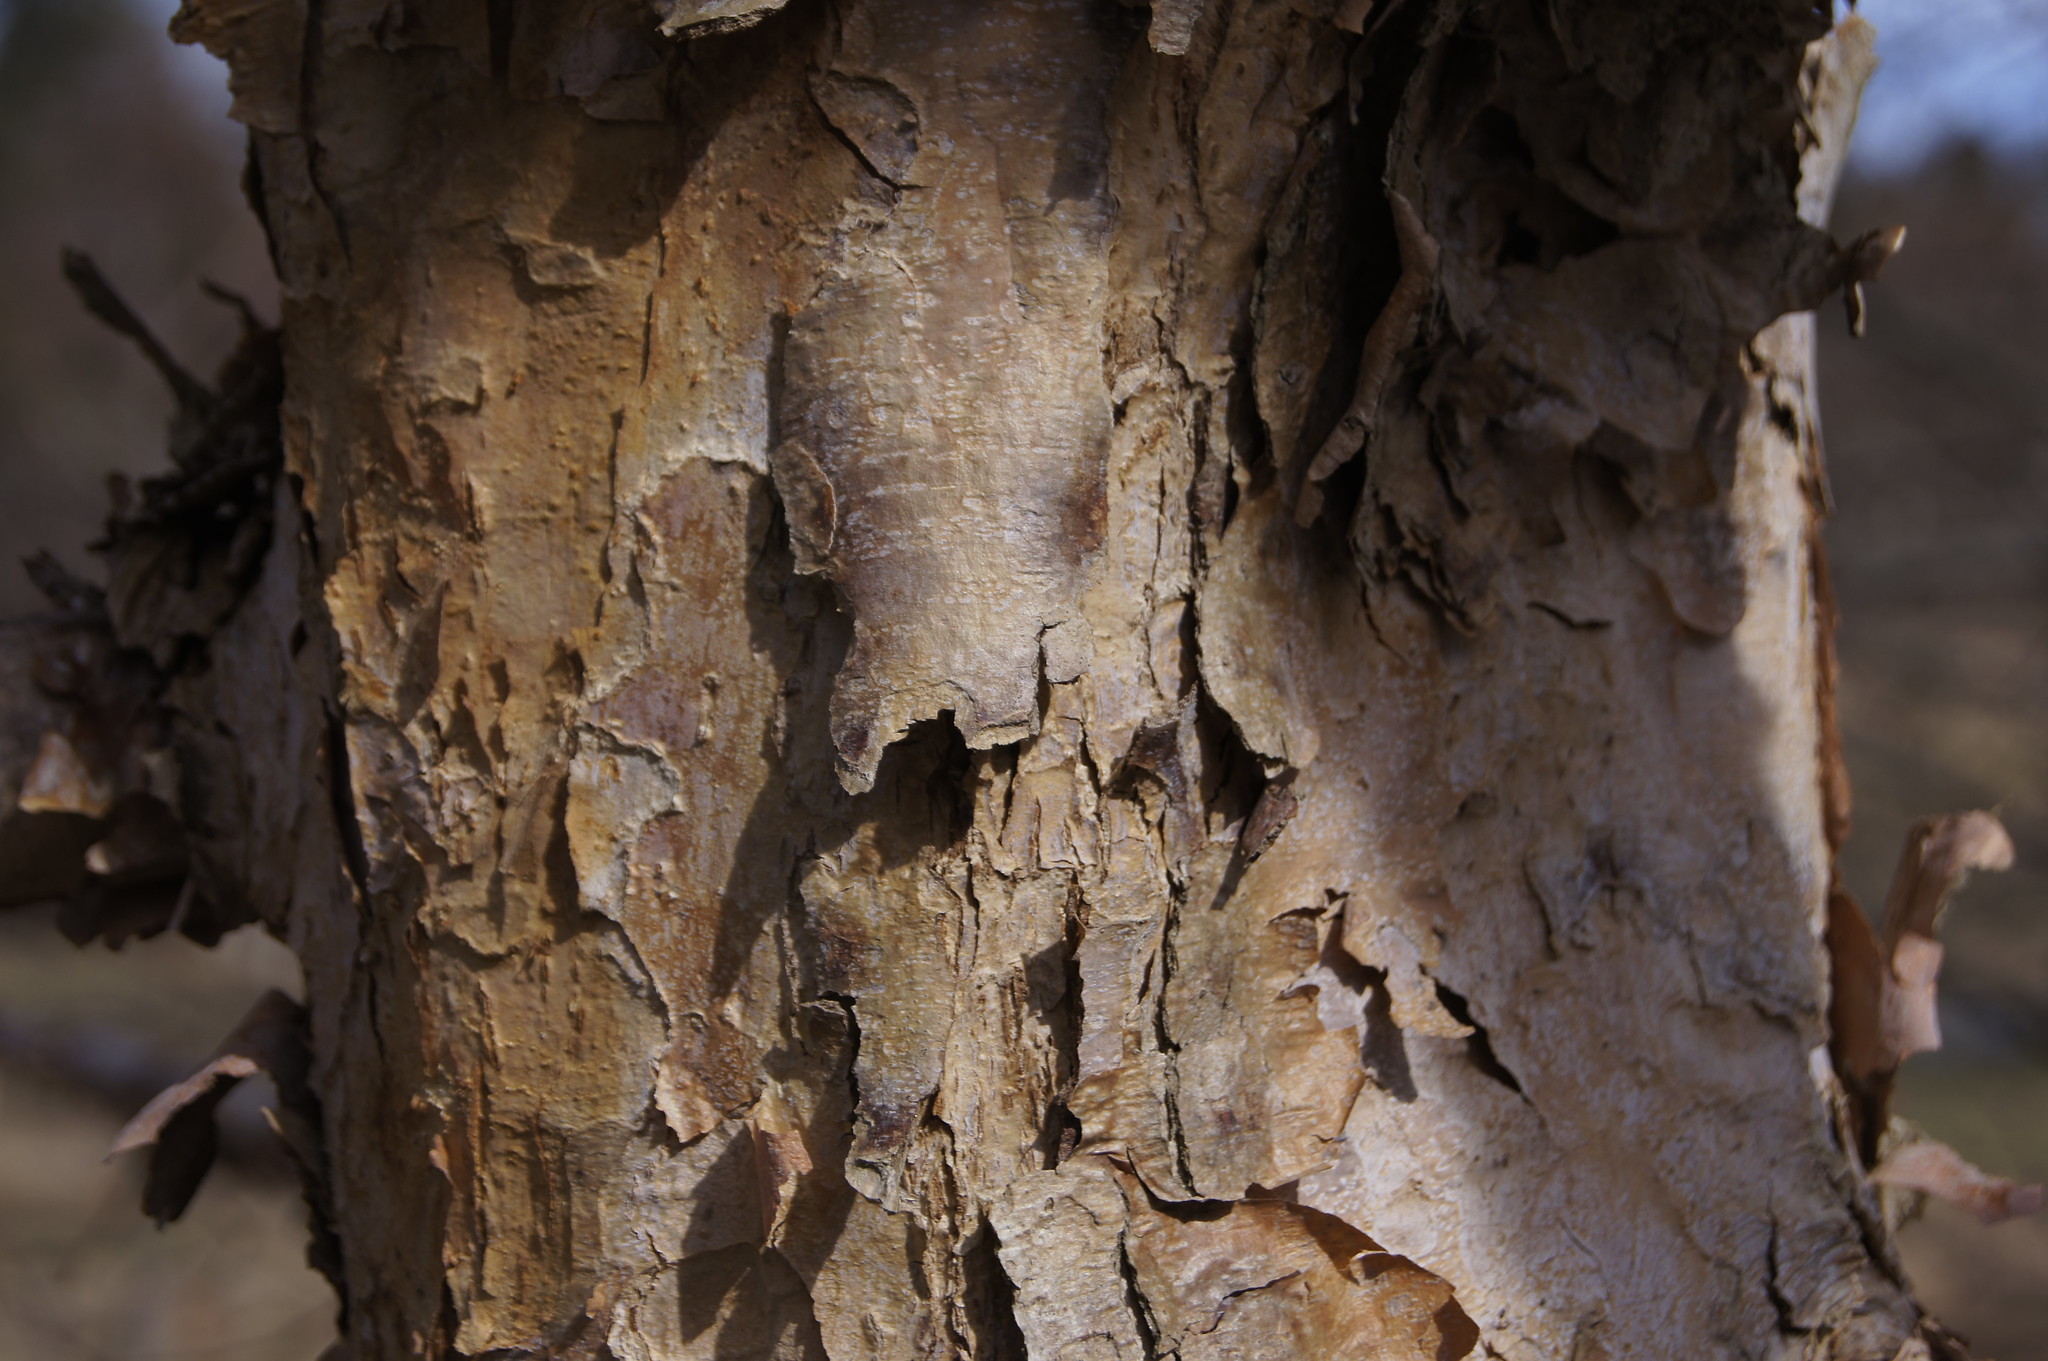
0, 906, 330, 1361
0, 3, 2043, 1359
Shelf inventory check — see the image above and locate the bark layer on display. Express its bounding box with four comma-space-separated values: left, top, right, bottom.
101, 0, 1950, 1356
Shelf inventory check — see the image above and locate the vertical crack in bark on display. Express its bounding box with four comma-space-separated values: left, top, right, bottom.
298, 0, 349, 259
1117, 1232, 1164, 1361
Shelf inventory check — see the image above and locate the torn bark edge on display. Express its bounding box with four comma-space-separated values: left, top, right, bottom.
1296, 188, 1440, 527
108, 989, 324, 1228
1871, 1136, 2045, 1227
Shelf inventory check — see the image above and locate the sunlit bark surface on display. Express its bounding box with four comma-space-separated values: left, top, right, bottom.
5, 0, 1979, 1356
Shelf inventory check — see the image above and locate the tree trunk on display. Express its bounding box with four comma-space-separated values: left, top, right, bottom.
4, 0, 2004, 1356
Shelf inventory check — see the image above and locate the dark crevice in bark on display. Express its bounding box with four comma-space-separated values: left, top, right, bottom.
1431, 979, 1526, 1098
1192, 688, 1265, 843
1763, 1216, 1802, 1335
299, 0, 349, 258
963, 1217, 1030, 1361
1116, 1232, 1164, 1361
434, 1278, 463, 1361
1149, 887, 1195, 1195
240, 138, 280, 277
485, 0, 515, 83
1280, 15, 1425, 518
819, 989, 862, 1132
1026, 884, 1085, 1169
903, 1214, 934, 1302
322, 702, 375, 904
1190, 391, 1234, 556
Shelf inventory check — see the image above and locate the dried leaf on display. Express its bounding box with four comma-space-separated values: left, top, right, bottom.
1871, 1139, 2044, 1226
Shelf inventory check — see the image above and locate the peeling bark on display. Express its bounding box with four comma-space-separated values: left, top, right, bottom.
10, 0, 2028, 1357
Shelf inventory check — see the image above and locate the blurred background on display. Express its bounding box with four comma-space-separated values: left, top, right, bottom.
0, 0, 2043, 1355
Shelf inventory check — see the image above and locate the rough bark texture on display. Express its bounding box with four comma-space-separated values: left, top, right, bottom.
2, 0, 1997, 1357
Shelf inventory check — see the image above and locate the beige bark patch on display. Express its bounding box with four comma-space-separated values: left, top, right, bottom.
774, 0, 1119, 792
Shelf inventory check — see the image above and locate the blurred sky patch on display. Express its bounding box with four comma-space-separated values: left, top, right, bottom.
1852, 0, 2048, 172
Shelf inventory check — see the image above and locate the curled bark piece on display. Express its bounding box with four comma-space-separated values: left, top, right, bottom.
1796, 15, 1877, 226
1882, 932, 1944, 1065
1871, 1138, 2045, 1226
0, 252, 290, 947
1878, 810, 2012, 948
0, 1007, 294, 1181
110, 988, 310, 1225
1827, 811, 2014, 1153
1113, 1166, 1480, 1360
1296, 189, 1440, 526
1842, 225, 1907, 338
165, 0, 305, 134
0, 612, 220, 943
